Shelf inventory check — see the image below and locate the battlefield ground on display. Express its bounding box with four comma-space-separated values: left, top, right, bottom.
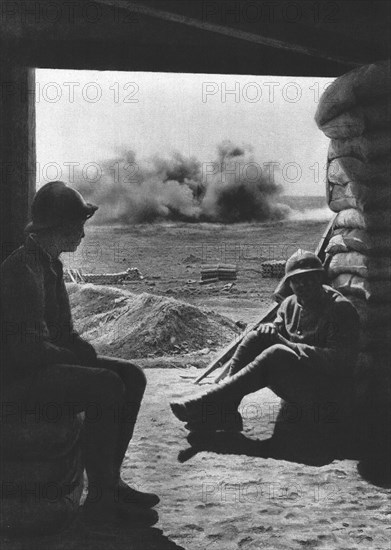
8, 197, 387, 550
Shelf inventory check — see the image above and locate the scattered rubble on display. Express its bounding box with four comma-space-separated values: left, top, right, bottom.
221, 282, 235, 292
182, 254, 201, 263
200, 277, 219, 285
64, 268, 143, 284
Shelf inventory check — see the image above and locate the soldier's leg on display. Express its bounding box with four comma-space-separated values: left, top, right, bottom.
267, 352, 331, 403
267, 354, 341, 433
229, 331, 276, 376
22, 363, 159, 522
24, 363, 126, 495
172, 344, 300, 425
95, 356, 146, 474
93, 356, 159, 508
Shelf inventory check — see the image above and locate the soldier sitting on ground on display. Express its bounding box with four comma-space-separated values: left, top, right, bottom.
171, 250, 360, 454
1, 181, 160, 525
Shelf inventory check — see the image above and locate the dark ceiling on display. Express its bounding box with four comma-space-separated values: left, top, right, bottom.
1, 0, 390, 76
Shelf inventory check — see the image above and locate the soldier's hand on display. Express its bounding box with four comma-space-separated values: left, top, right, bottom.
257, 323, 278, 340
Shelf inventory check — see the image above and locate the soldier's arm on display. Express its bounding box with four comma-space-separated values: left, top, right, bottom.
292, 301, 360, 377
229, 304, 287, 376
67, 331, 97, 366
59, 279, 97, 365
2, 266, 79, 377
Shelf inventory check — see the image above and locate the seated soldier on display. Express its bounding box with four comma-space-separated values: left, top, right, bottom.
1, 181, 160, 525
171, 250, 360, 451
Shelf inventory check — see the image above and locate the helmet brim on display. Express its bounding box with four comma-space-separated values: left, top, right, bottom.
85, 203, 99, 219
273, 267, 325, 303
25, 203, 98, 233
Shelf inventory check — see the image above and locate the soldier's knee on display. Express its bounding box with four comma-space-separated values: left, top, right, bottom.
132, 364, 147, 393
122, 363, 147, 393
241, 331, 259, 347
264, 344, 299, 382
98, 369, 125, 399
266, 343, 294, 359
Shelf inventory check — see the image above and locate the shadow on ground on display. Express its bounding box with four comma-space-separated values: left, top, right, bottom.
1, 521, 186, 550
180, 430, 391, 488
179, 432, 336, 467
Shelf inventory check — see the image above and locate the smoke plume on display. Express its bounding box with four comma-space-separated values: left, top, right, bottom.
287, 207, 333, 223
75, 141, 290, 224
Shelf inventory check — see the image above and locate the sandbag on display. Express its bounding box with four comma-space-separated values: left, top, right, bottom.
354, 352, 391, 399
327, 180, 391, 212
319, 98, 391, 139
327, 251, 391, 280
328, 133, 391, 162
345, 295, 391, 327
356, 350, 390, 369
326, 234, 351, 255
334, 208, 391, 231
325, 235, 351, 256
327, 157, 391, 186
331, 273, 391, 302
355, 352, 377, 377
360, 327, 391, 351
315, 60, 391, 127
331, 228, 391, 255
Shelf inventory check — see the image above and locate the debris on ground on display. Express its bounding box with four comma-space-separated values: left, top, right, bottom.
182, 254, 202, 263
64, 267, 144, 284
201, 264, 237, 283
199, 277, 219, 285
221, 282, 235, 292
67, 283, 241, 359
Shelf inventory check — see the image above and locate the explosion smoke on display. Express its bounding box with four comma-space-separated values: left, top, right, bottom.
76, 141, 290, 224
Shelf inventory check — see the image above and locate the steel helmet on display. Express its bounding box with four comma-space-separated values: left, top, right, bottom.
25, 181, 98, 233
273, 249, 325, 301
284, 249, 324, 280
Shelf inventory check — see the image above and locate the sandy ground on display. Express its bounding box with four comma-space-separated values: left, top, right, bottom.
3, 339, 390, 549
3, 217, 389, 548
66, 220, 390, 548
62, 217, 328, 319
124, 369, 391, 550
4, 368, 389, 550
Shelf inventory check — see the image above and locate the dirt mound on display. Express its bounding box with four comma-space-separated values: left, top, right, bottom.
67, 284, 241, 359
182, 254, 201, 263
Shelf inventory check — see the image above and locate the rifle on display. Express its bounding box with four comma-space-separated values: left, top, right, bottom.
194, 216, 336, 385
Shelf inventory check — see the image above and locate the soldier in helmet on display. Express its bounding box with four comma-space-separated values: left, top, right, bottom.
171, 249, 360, 451
1, 181, 159, 525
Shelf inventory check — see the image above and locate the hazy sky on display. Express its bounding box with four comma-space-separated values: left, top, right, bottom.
36, 69, 333, 195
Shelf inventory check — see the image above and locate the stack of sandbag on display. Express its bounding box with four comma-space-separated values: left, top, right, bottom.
315, 60, 391, 141
315, 60, 391, 469
261, 260, 286, 278
200, 264, 237, 283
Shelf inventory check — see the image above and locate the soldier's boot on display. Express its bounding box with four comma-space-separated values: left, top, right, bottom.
171, 358, 267, 431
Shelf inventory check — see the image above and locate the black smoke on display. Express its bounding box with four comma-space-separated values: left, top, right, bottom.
75, 141, 290, 224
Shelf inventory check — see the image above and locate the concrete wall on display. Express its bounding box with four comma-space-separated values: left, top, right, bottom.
0, 59, 36, 260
